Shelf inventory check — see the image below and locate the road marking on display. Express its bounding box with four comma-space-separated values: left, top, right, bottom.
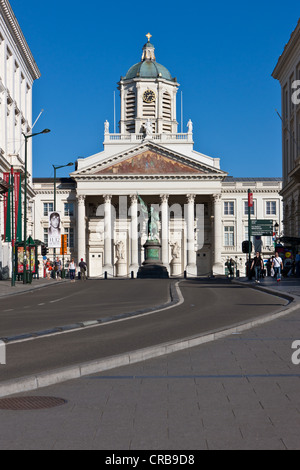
4, 281, 184, 345
38, 303, 45, 306
50, 298, 65, 304
3, 309, 14, 312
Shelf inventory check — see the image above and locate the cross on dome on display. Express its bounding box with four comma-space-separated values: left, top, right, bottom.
146, 32, 152, 42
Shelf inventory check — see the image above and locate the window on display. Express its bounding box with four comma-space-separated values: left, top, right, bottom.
244, 200, 255, 216
266, 201, 276, 215
43, 202, 53, 217
43, 228, 48, 246
224, 201, 234, 216
224, 226, 234, 246
264, 236, 273, 247
64, 203, 74, 217
65, 227, 74, 248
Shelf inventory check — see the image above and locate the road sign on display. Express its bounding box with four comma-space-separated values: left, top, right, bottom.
251, 219, 273, 236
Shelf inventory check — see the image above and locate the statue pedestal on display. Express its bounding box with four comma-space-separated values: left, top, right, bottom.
170, 260, 182, 277
116, 260, 127, 277
137, 239, 169, 279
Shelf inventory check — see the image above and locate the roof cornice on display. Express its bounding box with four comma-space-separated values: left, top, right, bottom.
272, 18, 300, 80
0, 0, 41, 81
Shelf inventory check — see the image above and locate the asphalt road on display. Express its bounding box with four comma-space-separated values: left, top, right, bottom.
0, 278, 288, 383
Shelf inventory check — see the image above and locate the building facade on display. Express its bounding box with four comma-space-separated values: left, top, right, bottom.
32, 36, 282, 278
272, 19, 300, 238
0, 0, 40, 273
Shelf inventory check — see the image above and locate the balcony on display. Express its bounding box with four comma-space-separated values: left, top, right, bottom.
104, 132, 194, 145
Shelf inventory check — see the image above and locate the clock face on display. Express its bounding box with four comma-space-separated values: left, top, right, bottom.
143, 89, 156, 103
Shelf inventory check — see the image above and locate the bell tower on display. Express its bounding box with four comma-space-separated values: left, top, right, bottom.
118, 34, 179, 135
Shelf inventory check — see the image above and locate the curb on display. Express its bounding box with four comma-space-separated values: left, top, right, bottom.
0, 280, 299, 398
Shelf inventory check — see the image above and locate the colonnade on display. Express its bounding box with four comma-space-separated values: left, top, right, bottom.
76, 193, 223, 276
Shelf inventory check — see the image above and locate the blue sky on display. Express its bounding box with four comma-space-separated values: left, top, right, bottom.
10, 0, 300, 179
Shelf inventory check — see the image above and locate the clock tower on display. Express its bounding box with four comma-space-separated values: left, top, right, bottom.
118, 34, 179, 135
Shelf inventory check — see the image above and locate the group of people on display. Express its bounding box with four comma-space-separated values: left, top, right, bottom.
250, 252, 283, 283
44, 257, 87, 282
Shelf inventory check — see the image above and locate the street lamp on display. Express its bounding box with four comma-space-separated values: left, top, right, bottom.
53, 162, 74, 212
22, 128, 50, 283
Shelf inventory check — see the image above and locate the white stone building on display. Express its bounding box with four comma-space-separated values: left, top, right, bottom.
32, 36, 282, 278
0, 0, 40, 273
272, 19, 300, 238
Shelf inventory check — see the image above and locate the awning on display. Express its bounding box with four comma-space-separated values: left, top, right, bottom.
0, 178, 8, 194
278, 236, 300, 245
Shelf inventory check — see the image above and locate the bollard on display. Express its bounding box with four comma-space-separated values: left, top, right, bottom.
184, 270, 187, 279
131, 271, 134, 279
104, 271, 107, 280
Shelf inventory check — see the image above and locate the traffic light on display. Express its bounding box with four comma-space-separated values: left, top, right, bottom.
242, 240, 252, 254
41, 245, 48, 257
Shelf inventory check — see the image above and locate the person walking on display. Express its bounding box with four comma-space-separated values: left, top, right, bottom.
54, 257, 62, 280
69, 258, 76, 283
251, 252, 264, 283
45, 259, 52, 280
272, 252, 283, 283
79, 258, 87, 281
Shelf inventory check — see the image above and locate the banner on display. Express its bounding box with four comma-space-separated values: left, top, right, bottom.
3, 171, 22, 243
48, 211, 61, 248
3, 173, 10, 242
60, 234, 67, 255
14, 172, 22, 242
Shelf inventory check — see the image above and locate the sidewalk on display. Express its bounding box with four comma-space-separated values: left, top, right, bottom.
0, 277, 68, 298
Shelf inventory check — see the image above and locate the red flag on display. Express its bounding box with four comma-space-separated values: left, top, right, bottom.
248, 192, 253, 207
3, 173, 10, 241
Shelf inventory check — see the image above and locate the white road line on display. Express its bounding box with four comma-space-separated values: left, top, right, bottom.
6, 281, 184, 345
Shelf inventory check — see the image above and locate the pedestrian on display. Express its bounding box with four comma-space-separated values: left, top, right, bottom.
45, 259, 52, 280
266, 258, 272, 277
54, 257, 62, 280
251, 252, 264, 283
69, 258, 76, 282
79, 258, 87, 281
272, 252, 283, 283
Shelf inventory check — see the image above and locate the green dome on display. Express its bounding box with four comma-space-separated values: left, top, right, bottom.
125, 61, 173, 81
124, 35, 175, 82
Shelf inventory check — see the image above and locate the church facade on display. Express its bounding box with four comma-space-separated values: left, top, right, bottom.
32, 36, 283, 278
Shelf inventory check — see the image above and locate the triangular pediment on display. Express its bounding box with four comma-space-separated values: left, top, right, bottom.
95, 150, 203, 175
73, 142, 227, 179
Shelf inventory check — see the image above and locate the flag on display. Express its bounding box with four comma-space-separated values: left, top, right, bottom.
14, 172, 22, 242
3, 171, 22, 243
3, 173, 11, 242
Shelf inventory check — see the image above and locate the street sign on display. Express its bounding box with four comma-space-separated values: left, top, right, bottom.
251, 219, 273, 236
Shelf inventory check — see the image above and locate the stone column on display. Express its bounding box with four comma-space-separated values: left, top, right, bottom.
103, 194, 113, 275
129, 194, 139, 276
212, 193, 223, 275
160, 194, 169, 271
77, 194, 86, 262
186, 194, 197, 275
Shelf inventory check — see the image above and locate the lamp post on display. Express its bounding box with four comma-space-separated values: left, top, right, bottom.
22, 129, 50, 284
274, 222, 279, 246
53, 162, 73, 212
52, 162, 74, 271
